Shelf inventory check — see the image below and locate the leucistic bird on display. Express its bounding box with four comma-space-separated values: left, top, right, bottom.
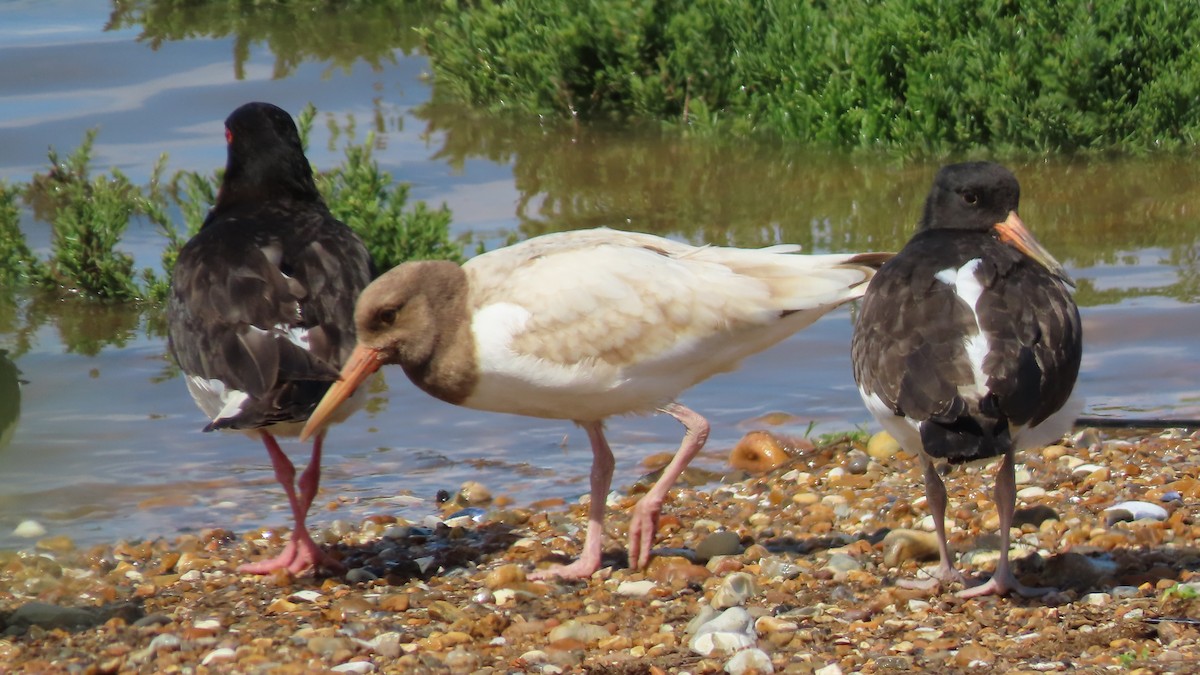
852, 162, 1082, 598
302, 226, 888, 579
167, 102, 373, 576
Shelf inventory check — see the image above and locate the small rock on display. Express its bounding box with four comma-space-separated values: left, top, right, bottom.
646, 556, 712, 586
758, 556, 802, 580
1104, 500, 1168, 525
1082, 592, 1111, 606
689, 606, 757, 656
485, 564, 527, 589
547, 620, 611, 643
953, 643, 995, 667
331, 663, 375, 674
730, 431, 793, 473
367, 632, 402, 658
814, 664, 844, 675
345, 567, 378, 584
754, 616, 798, 634
711, 572, 757, 609
866, 431, 901, 460
308, 636, 352, 657
696, 530, 743, 561
427, 600, 468, 624
843, 449, 870, 475
1013, 505, 1060, 528
9, 602, 99, 630
519, 649, 549, 664
457, 480, 492, 505
444, 648, 479, 671
288, 589, 323, 604
616, 580, 658, 597
200, 648, 236, 666
725, 647, 774, 674
149, 634, 182, 653
882, 529, 940, 567
34, 535, 75, 554
13, 520, 46, 538
1016, 486, 1046, 499
822, 552, 862, 579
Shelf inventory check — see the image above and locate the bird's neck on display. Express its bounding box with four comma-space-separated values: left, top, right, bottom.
399, 263, 479, 406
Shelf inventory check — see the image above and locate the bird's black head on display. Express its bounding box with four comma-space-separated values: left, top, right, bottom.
919, 161, 1020, 233
919, 161, 1073, 285
217, 102, 320, 208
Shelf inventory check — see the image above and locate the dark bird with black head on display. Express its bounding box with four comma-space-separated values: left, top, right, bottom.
167, 101, 373, 576
852, 161, 1082, 598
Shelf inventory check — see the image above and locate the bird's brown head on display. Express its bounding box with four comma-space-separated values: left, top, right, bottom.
300, 261, 465, 441
920, 161, 1071, 285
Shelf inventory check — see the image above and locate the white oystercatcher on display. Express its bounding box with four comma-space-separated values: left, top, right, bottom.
852, 161, 1083, 597
302, 227, 889, 579
167, 102, 373, 576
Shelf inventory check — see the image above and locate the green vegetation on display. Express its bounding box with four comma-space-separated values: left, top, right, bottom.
423, 0, 1200, 154
2, 107, 462, 305
1161, 583, 1200, 601
0, 182, 33, 286
107, 0, 440, 78
26, 130, 170, 301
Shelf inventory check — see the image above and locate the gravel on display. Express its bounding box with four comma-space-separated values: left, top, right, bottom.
2, 426, 1198, 673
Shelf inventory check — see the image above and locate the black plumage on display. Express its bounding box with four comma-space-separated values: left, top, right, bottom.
167, 102, 372, 575
852, 161, 1082, 598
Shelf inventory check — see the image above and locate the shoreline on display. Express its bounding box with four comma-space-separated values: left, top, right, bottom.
2, 427, 1198, 673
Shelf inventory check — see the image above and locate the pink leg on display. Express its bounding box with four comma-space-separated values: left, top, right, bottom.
530, 421, 615, 580
238, 431, 343, 575
899, 454, 967, 590
958, 449, 1053, 598
627, 403, 709, 570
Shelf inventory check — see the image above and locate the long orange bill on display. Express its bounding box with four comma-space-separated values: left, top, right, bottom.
994, 211, 1074, 287
300, 344, 385, 441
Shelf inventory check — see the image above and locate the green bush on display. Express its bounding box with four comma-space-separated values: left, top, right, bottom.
0, 182, 34, 285
5, 107, 462, 303
423, 0, 1200, 154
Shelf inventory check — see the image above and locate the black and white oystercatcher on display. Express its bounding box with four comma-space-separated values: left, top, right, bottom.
167, 102, 373, 576
852, 162, 1082, 597
301, 227, 889, 579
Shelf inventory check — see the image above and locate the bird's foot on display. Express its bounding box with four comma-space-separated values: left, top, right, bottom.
528, 555, 602, 581
626, 500, 662, 571
898, 562, 967, 591
237, 536, 344, 576
957, 570, 1054, 599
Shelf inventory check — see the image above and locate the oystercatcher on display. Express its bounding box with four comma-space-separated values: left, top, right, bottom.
302, 227, 889, 579
852, 161, 1082, 597
167, 102, 373, 576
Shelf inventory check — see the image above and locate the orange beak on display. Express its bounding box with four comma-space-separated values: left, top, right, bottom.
300, 344, 385, 441
994, 211, 1074, 287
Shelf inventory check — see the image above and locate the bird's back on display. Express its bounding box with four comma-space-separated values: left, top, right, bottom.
167, 200, 372, 431
461, 228, 886, 420
852, 230, 1082, 462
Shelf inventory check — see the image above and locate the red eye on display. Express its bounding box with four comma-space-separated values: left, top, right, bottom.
225, 128, 233, 145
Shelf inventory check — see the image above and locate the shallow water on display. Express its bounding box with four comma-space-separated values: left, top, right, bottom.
0, 2, 1197, 551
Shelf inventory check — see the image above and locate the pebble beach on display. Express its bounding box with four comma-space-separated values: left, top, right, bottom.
3, 425, 1199, 674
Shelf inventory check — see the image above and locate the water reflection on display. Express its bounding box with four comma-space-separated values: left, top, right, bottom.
417, 105, 1200, 307
0, 350, 19, 451
106, 0, 437, 78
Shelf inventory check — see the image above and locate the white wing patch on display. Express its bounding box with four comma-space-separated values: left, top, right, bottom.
249, 324, 312, 351
185, 375, 249, 424
936, 259, 990, 399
